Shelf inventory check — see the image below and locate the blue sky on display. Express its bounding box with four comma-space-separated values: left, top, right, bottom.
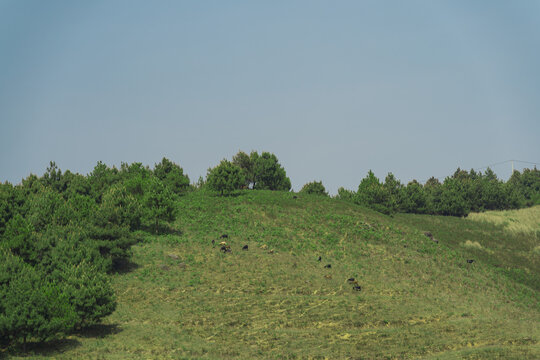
1, 1, 539, 193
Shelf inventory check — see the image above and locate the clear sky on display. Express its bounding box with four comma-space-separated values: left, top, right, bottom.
1, 0, 539, 193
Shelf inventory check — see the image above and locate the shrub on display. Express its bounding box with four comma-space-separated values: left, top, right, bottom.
300, 181, 328, 196
337, 187, 356, 201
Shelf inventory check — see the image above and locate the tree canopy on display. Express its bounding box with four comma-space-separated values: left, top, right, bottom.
299, 181, 328, 196
206, 160, 245, 196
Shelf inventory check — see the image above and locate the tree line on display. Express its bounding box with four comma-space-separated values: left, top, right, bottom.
1, 151, 539, 350
337, 167, 540, 217
200, 150, 539, 218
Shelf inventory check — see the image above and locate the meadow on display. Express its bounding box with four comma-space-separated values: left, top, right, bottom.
4, 192, 539, 359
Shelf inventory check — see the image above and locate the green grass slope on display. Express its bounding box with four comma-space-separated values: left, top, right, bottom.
7, 191, 539, 359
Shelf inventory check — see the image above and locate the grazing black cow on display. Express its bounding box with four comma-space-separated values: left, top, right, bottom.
242, 245, 248, 250
424, 232, 433, 239
347, 278, 356, 283
352, 285, 362, 291
324, 264, 331, 269
212, 239, 215, 245
221, 245, 231, 253
220, 234, 229, 239
467, 259, 474, 264
318, 256, 322, 262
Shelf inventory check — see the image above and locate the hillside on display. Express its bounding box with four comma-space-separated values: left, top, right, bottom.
6, 191, 539, 359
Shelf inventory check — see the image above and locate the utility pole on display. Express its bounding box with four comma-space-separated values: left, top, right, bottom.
511, 160, 514, 174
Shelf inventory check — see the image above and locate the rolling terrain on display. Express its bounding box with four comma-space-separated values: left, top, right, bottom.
7, 192, 539, 359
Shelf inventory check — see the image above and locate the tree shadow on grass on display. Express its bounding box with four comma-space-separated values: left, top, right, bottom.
4, 338, 81, 358
74, 323, 122, 339
2, 325, 122, 358
112, 258, 140, 274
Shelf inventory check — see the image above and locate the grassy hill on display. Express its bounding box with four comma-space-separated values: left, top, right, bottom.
6, 192, 539, 359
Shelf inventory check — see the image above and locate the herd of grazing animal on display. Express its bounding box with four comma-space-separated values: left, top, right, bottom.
203, 231, 476, 293
423, 231, 476, 265
319, 256, 362, 292
211, 234, 363, 292
215, 235, 275, 254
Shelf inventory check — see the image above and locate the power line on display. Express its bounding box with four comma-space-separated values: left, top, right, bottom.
512, 160, 540, 166
473, 160, 513, 171
474, 159, 540, 171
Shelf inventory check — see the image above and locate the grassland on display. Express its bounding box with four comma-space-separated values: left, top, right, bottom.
4, 191, 539, 359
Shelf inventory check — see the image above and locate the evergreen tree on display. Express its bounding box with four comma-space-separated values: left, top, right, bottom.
0, 182, 14, 237
100, 184, 142, 231
253, 152, 291, 191
439, 177, 469, 217
120, 162, 152, 198
232, 151, 256, 188
88, 162, 121, 202
153, 157, 190, 195
400, 180, 427, 214
424, 177, 443, 214
143, 177, 177, 233
206, 160, 245, 196
355, 171, 393, 215
48, 260, 116, 328
0, 251, 76, 350
0, 214, 43, 266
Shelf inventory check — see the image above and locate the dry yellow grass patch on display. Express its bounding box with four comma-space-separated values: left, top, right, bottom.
462, 240, 483, 250
468, 205, 540, 236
